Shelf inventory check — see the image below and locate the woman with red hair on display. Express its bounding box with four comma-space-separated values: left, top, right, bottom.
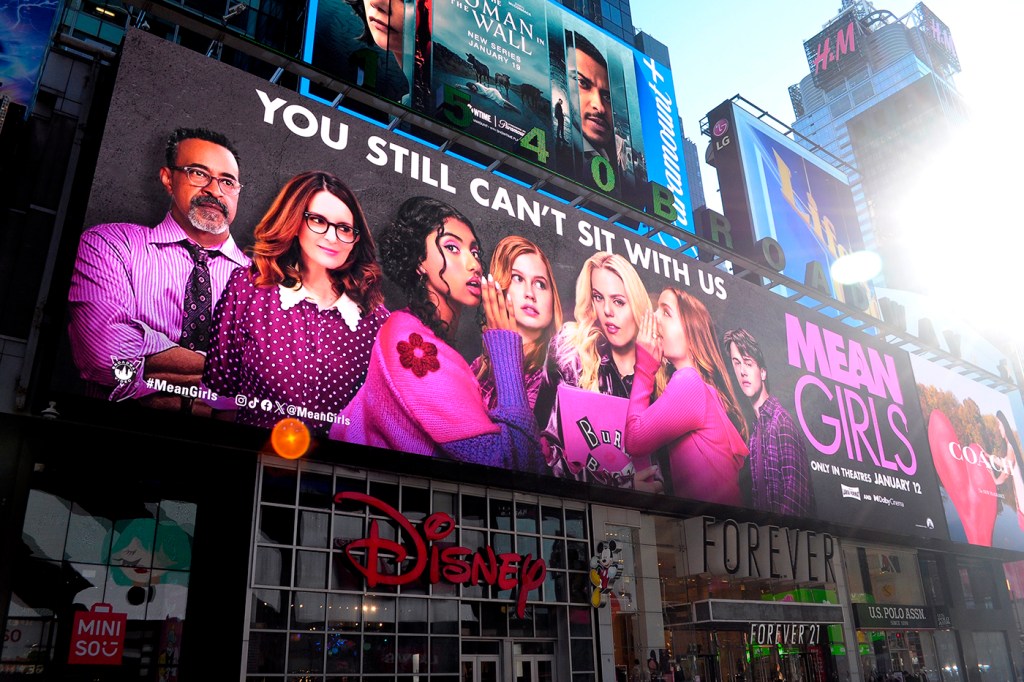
203, 170, 388, 436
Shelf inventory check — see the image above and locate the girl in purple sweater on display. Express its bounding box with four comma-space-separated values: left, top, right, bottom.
331, 196, 543, 473
471, 235, 564, 411
625, 288, 749, 504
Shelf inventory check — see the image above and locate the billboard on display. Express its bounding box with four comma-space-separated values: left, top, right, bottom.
914, 3, 960, 73
803, 9, 864, 89
705, 100, 871, 310
55, 29, 957, 541
911, 354, 1024, 550
0, 0, 61, 108
301, 0, 691, 232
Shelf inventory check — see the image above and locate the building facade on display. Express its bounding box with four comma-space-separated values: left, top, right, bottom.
788, 0, 968, 291
1, 2, 1023, 682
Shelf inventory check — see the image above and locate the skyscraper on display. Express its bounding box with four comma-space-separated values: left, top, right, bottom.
556, 0, 635, 42
789, 0, 967, 291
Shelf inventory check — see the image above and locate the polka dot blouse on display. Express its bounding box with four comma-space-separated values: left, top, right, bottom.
203, 267, 389, 437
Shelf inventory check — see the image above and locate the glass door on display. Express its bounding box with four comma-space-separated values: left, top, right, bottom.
463, 654, 501, 682
514, 654, 555, 682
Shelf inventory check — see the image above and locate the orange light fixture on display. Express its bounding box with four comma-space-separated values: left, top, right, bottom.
271, 418, 311, 459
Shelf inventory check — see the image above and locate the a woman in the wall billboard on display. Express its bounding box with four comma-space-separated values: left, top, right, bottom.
534, 251, 664, 492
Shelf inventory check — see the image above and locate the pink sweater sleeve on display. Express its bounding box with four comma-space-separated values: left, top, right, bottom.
625, 347, 708, 456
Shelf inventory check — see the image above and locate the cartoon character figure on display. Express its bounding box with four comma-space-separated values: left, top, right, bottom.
589, 540, 621, 607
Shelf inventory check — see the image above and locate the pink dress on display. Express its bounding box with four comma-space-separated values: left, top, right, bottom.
625, 347, 749, 505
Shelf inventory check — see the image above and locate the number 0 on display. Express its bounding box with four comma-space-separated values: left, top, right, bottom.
590, 155, 616, 192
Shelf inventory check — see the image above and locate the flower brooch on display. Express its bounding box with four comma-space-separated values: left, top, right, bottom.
397, 333, 440, 377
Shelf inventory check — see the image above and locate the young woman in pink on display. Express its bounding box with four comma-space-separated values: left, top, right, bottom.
624, 287, 749, 504
330, 196, 542, 473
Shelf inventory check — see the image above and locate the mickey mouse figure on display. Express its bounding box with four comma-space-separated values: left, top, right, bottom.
589, 540, 621, 607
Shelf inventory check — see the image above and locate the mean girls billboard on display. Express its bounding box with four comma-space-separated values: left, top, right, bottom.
55, 29, 952, 541
301, 0, 691, 232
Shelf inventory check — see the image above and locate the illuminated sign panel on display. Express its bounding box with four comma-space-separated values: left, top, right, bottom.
916, 3, 960, 72
301, 0, 692, 231
334, 491, 546, 617
803, 11, 863, 88
852, 603, 936, 630
706, 100, 870, 310
910, 354, 1024, 550
55, 29, 955, 541
0, 0, 60, 108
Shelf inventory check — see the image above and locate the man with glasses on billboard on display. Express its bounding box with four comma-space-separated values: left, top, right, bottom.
723, 328, 816, 518
68, 127, 250, 412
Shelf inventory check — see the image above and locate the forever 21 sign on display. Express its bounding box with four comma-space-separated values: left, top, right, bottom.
334, 492, 546, 617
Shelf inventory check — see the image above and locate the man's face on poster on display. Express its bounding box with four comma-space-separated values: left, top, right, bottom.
728, 342, 767, 403
574, 46, 612, 151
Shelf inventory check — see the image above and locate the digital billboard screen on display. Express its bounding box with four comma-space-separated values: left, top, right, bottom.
0, 0, 60, 108
803, 10, 863, 89
706, 100, 870, 310
54, 29, 957, 541
301, 0, 692, 234
915, 3, 960, 73
911, 354, 1024, 550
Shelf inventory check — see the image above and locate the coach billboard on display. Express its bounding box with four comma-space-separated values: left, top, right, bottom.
705, 99, 871, 312
55, 29, 953, 542
911, 355, 1024, 550
301, 0, 691, 232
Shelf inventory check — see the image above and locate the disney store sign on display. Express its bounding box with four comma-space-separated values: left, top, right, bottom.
334, 492, 546, 617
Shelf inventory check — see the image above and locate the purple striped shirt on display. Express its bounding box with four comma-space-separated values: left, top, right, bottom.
67, 212, 250, 400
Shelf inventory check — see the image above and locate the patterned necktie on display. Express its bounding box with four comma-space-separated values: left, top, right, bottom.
180, 241, 213, 352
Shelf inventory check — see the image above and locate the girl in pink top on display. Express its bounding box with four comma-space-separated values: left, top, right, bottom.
625, 288, 749, 505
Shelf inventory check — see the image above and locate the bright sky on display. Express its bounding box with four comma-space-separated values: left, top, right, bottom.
631, 0, 1022, 213
631, 0, 1024, 344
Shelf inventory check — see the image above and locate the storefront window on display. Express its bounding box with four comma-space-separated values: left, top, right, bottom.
647, 516, 845, 682
7, 488, 195, 678
847, 543, 961, 682
931, 631, 963, 682
971, 633, 1012, 682
957, 559, 1000, 610
246, 460, 595, 680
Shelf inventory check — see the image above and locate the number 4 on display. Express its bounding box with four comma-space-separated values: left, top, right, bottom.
519, 127, 549, 164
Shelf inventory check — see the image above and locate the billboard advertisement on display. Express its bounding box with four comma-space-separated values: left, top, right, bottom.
915, 3, 960, 73
301, 0, 691, 232
706, 99, 871, 311
0, 0, 60, 108
911, 354, 1024, 550
803, 9, 864, 89
56, 29, 956, 541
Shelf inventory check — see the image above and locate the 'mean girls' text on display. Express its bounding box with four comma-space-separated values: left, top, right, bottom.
786, 313, 916, 476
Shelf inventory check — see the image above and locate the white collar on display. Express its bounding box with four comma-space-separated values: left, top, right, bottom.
278, 284, 362, 331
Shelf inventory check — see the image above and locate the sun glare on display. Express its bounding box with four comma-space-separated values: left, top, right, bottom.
890, 125, 1024, 342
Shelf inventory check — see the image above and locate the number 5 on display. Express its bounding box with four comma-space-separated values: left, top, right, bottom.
442, 84, 472, 128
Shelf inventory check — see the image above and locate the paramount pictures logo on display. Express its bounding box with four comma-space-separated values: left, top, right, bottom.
841, 484, 862, 501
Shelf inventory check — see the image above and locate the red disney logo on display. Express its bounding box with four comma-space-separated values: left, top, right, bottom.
334, 492, 546, 617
